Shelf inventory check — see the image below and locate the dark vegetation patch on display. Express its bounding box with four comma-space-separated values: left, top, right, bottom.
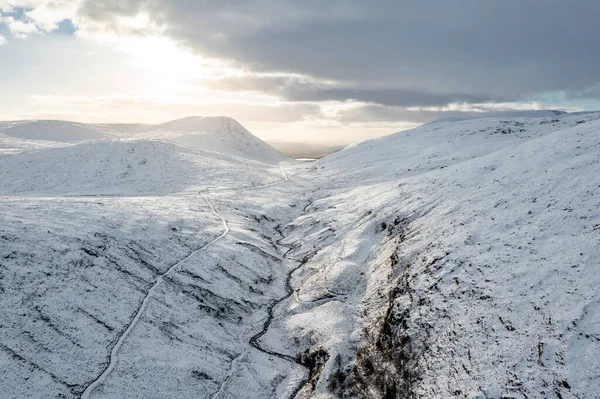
297, 347, 330, 393
330, 215, 421, 398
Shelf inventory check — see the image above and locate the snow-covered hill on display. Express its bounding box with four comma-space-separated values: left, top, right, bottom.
0, 120, 117, 143
0, 120, 117, 157
0, 111, 599, 398
0, 139, 284, 196
321, 111, 600, 185
0, 132, 297, 398
0, 116, 290, 165
277, 111, 600, 398
421, 109, 567, 125
108, 116, 291, 164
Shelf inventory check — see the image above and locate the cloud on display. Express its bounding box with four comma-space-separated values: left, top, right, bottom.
0, 0, 78, 39
0, 34, 6, 44
281, 87, 497, 107
74, 0, 600, 104
333, 101, 577, 124
0, 15, 38, 37
26, 94, 324, 124
0, 1, 45, 13
202, 74, 504, 107
6, 1, 600, 108
24, 0, 78, 32
568, 83, 600, 100
202, 75, 294, 93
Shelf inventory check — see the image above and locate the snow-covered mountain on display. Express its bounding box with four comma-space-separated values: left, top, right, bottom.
0, 111, 599, 399
107, 116, 291, 164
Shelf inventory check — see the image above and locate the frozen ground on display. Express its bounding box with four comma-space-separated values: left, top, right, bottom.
0, 113, 599, 398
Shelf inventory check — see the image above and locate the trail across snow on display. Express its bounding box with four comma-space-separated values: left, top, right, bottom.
81, 195, 230, 399
208, 348, 249, 399
279, 165, 288, 182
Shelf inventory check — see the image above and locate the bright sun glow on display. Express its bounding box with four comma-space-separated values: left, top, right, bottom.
120, 36, 214, 92
104, 35, 275, 106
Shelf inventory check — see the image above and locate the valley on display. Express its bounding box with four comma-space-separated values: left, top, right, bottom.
1, 113, 599, 398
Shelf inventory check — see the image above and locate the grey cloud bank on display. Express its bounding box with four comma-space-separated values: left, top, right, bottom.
80, 0, 600, 107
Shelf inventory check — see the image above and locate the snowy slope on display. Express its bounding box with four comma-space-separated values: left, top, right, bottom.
0, 116, 290, 165
0, 137, 298, 398
0, 120, 117, 143
0, 139, 284, 196
421, 109, 567, 125
1, 111, 599, 399
108, 116, 291, 164
272, 111, 600, 398
0, 134, 64, 157
321, 111, 600, 185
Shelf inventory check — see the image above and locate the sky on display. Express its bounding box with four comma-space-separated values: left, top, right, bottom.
1, 0, 600, 144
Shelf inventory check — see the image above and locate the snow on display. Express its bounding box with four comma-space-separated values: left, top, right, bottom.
422, 109, 567, 126
1, 112, 599, 398
0, 195, 225, 398
0, 139, 283, 196
109, 116, 291, 164
0, 116, 290, 164
0, 120, 117, 143
281, 111, 600, 398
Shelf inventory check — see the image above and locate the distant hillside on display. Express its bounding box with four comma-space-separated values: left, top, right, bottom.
0, 120, 117, 142
1, 116, 291, 165
267, 140, 345, 159
108, 116, 291, 164
0, 139, 283, 196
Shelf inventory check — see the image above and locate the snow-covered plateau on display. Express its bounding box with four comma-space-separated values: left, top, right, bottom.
0, 113, 599, 399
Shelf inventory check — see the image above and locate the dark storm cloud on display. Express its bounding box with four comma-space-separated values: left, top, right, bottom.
568, 83, 600, 100
204, 75, 501, 107
335, 104, 570, 125
336, 105, 457, 124
202, 75, 292, 93
335, 104, 509, 124
280, 87, 497, 107
79, 0, 600, 105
